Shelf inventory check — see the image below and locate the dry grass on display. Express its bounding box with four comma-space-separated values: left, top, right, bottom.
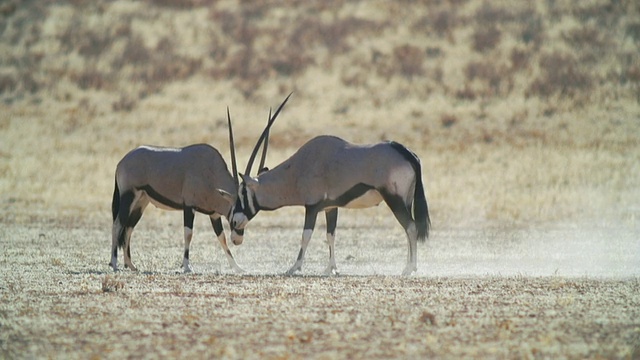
0, 0, 639, 358
0, 0, 638, 227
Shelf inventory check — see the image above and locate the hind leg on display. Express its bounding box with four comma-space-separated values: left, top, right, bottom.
122, 226, 137, 271
182, 207, 195, 273
121, 193, 148, 272
323, 208, 338, 276
382, 191, 418, 275
111, 220, 122, 271
111, 190, 137, 271
210, 215, 245, 273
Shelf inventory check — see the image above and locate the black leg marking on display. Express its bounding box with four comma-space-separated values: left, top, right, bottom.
286, 206, 320, 275
325, 208, 338, 236
126, 207, 144, 228
184, 248, 190, 260
380, 190, 413, 230
303, 205, 320, 231
210, 217, 224, 237
116, 191, 136, 248
183, 207, 195, 230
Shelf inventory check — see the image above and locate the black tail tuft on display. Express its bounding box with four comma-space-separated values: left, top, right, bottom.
112, 178, 126, 249
112, 178, 120, 222
388, 142, 430, 242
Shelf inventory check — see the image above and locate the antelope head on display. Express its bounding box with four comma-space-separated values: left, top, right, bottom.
227, 93, 291, 243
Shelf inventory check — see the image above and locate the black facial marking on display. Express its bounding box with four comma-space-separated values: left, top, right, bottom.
236, 187, 261, 220
241, 187, 253, 216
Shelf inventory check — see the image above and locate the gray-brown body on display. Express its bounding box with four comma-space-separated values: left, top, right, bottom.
111, 144, 242, 273
235, 135, 430, 275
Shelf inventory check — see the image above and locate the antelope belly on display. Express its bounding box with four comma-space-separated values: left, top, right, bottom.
149, 197, 180, 211
344, 189, 383, 209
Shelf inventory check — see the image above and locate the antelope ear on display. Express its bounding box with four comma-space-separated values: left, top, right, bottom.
218, 189, 235, 204
239, 173, 259, 191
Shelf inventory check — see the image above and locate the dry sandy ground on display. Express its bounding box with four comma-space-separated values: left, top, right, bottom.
1, 0, 640, 358
1, 213, 639, 359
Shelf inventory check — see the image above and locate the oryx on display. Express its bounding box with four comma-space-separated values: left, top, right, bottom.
110, 103, 283, 273
232, 121, 431, 276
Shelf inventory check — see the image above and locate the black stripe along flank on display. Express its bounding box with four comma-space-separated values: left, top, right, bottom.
308, 183, 375, 211
137, 185, 218, 215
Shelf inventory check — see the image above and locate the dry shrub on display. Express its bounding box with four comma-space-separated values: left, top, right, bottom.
77, 30, 112, 58
145, 0, 215, 8
112, 94, 137, 112
510, 47, 530, 71
393, 45, 425, 79
472, 25, 501, 53
626, 22, 640, 43
455, 86, 476, 100
0, 74, 17, 94
464, 60, 511, 97
527, 52, 593, 98
112, 36, 202, 95
429, 9, 457, 38
19, 72, 40, 94
475, 2, 514, 25
0, 1, 17, 16
440, 114, 458, 128
208, 6, 383, 97
72, 68, 109, 90
290, 15, 381, 55
116, 35, 151, 66
562, 25, 611, 64
520, 16, 544, 46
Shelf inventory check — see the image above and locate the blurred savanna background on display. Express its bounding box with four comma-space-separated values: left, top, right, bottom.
1, 0, 639, 230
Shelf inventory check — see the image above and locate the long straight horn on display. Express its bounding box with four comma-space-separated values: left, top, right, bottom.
258, 107, 271, 172
227, 107, 239, 186
244, 92, 292, 176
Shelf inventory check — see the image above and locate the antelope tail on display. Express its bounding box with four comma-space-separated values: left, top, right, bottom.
112, 178, 120, 222
112, 178, 126, 249
389, 142, 430, 242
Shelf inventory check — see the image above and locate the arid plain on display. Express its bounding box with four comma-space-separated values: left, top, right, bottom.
1, 0, 639, 358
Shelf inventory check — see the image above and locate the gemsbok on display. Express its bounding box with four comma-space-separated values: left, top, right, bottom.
110, 98, 289, 273
232, 122, 431, 276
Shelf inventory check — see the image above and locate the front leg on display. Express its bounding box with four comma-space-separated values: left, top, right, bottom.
323, 208, 338, 276
210, 215, 245, 274
286, 206, 318, 275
